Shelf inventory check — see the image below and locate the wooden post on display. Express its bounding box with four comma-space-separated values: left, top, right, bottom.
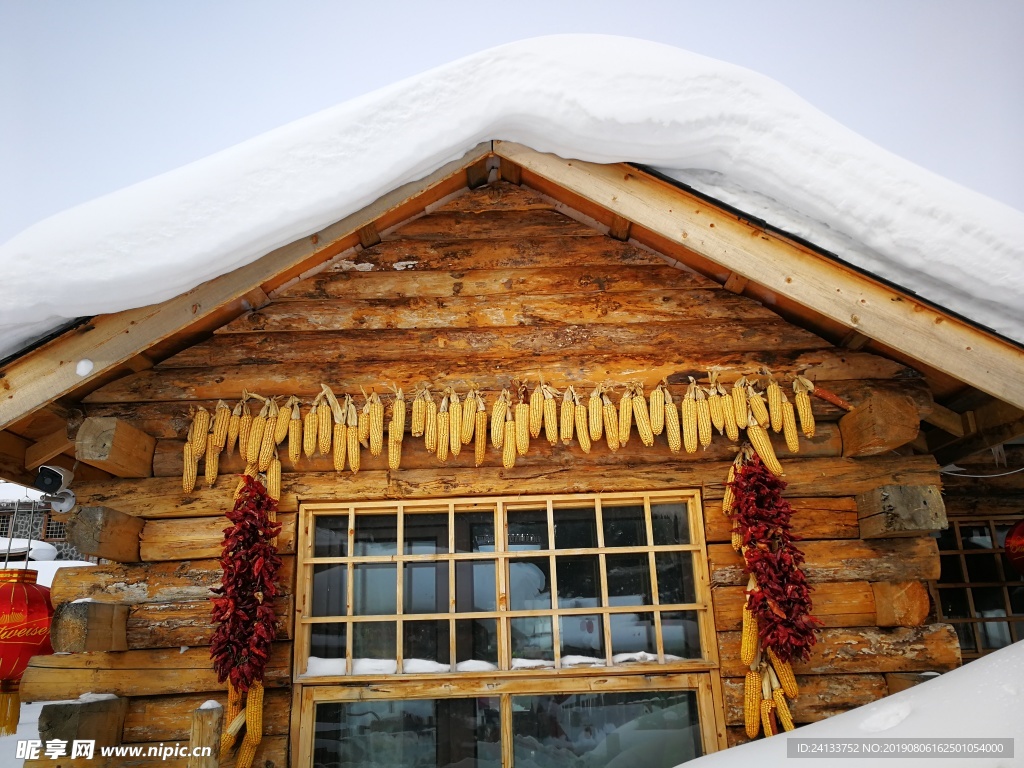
75, 416, 156, 477
51, 601, 129, 652
38, 695, 128, 747
857, 484, 947, 539
885, 672, 936, 694
840, 392, 922, 456
188, 701, 223, 768
67, 505, 145, 562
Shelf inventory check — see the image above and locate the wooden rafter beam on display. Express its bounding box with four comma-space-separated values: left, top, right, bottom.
0, 143, 492, 432
932, 399, 1024, 465
494, 141, 1024, 412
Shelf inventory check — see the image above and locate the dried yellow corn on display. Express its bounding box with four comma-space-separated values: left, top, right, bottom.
226, 401, 242, 457
722, 462, 736, 515
333, 420, 347, 472
761, 696, 777, 737
204, 433, 219, 487
574, 393, 591, 454
182, 441, 197, 494
190, 406, 210, 452
267, 454, 281, 501
767, 648, 799, 698
357, 394, 371, 449
588, 385, 604, 441
632, 383, 654, 447
529, 383, 544, 439
649, 383, 665, 436
411, 386, 427, 437
219, 680, 242, 757
392, 388, 406, 438
502, 412, 517, 469
288, 399, 302, 464
257, 402, 278, 472
543, 384, 559, 445
317, 391, 333, 456
247, 401, 269, 465
748, 385, 770, 428
682, 379, 698, 454
490, 389, 509, 450
303, 399, 318, 459
618, 386, 633, 447
744, 670, 761, 739
437, 394, 450, 462
367, 391, 384, 457
720, 382, 740, 442
731, 528, 743, 552
212, 400, 230, 450
461, 389, 476, 445
560, 386, 575, 445
765, 373, 783, 433
664, 388, 681, 453
449, 389, 462, 457
474, 394, 487, 467
731, 376, 749, 429
424, 393, 438, 452
238, 399, 254, 461
388, 429, 402, 471
602, 391, 620, 453
748, 416, 784, 476
274, 397, 292, 445
346, 399, 361, 474
695, 386, 712, 449
234, 678, 264, 768
782, 394, 800, 453
794, 376, 816, 438
515, 401, 529, 456
741, 607, 759, 666
773, 688, 794, 731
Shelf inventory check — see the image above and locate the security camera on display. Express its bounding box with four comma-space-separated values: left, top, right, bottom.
45, 490, 76, 515
34, 465, 74, 495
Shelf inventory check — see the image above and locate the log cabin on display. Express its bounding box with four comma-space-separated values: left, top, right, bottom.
0, 38, 1022, 768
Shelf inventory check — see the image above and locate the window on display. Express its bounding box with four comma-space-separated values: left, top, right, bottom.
0, 512, 11, 538
933, 516, 1024, 659
41, 513, 67, 542
294, 490, 723, 766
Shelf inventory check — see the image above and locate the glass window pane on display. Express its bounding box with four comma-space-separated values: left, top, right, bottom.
509, 558, 551, 610
553, 506, 597, 549
940, 555, 964, 583
1003, 554, 1024, 583
962, 525, 993, 550
352, 621, 395, 672
610, 612, 657, 657
508, 508, 548, 550
455, 560, 496, 612
966, 554, 1002, 582
651, 502, 690, 545
312, 564, 347, 617
936, 525, 958, 551
309, 622, 346, 662
980, 621, 1012, 650
560, 615, 605, 664
353, 514, 397, 556
661, 610, 702, 659
511, 691, 702, 767
455, 512, 494, 553
973, 587, 1007, 616
656, 552, 696, 605
314, 697, 501, 768
995, 524, 1012, 548
404, 513, 448, 554
607, 554, 653, 606
952, 622, 976, 652
314, 516, 348, 557
405, 562, 448, 614
455, 619, 498, 669
510, 617, 554, 668
939, 588, 970, 619
602, 503, 647, 547
353, 564, 397, 615
1011, 586, 1024, 615
556, 555, 602, 608
403, 620, 450, 671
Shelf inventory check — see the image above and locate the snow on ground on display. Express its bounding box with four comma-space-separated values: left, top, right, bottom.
0, 700, 45, 767
685, 640, 1024, 768
0, 35, 1021, 362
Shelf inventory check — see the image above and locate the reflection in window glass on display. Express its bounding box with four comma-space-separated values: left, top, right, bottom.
556, 556, 601, 608
511, 617, 554, 667
980, 621, 1012, 650
404, 562, 448, 614
508, 509, 548, 549
455, 619, 498, 667
314, 697, 501, 768
661, 611, 702, 659
657, 552, 696, 605
310, 623, 346, 661
651, 502, 690, 545
509, 558, 551, 610
353, 515, 397, 556
312, 564, 347, 617
606, 554, 652, 606
554, 506, 597, 549
456, 561, 496, 612
610, 613, 657, 656
404, 513, 448, 555
966, 554, 1002, 583
962, 526, 993, 549
455, 513, 494, 554
403, 620, 450, 669
352, 621, 395, 665
353, 564, 397, 615
939, 588, 970, 619
314, 516, 348, 557
560, 615, 604, 663
511, 691, 702, 767
602, 504, 647, 547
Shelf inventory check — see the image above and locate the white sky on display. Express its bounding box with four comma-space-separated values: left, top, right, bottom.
1, 0, 1022, 243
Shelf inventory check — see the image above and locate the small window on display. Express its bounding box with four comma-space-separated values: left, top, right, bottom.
0, 512, 12, 538
42, 513, 68, 542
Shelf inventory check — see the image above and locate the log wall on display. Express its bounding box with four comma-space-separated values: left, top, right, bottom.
24, 180, 961, 763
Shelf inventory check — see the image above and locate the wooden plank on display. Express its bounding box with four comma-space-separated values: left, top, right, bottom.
607, 215, 631, 241
433, 180, 550, 212
140, 513, 296, 561
923, 402, 968, 437
215, 289, 779, 336
73, 455, 942, 520
713, 581, 877, 631
74, 417, 156, 478
494, 142, 1024, 411
187, 701, 222, 768
718, 624, 961, 677
839, 391, 922, 457
85, 350, 917, 404
25, 426, 75, 470
722, 674, 887, 725
708, 536, 940, 586
123, 688, 291, 743
387, 209, 600, 240
704, 496, 858, 543
465, 156, 491, 189
885, 672, 935, 694
51, 602, 129, 652
722, 272, 748, 295
68, 506, 145, 562
49, 557, 296, 605
20, 643, 292, 700
934, 401, 1024, 466
39, 696, 128, 747
166, 319, 827, 369
0, 429, 35, 485
0, 143, 492, 432
856, 484, 947, 538
126, 596, 292, 649
356, 221, 381, 249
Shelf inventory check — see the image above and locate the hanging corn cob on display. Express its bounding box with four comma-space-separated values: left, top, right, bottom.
588, 385, 604, 441
437, 390, 451, 462
719, 380, 740, 442
762, 368, 783, 433
767, 648, 799, 698
461, 389, 477, 445
681, 379, 698, 454
502, 409, 517, 469
313, 387, 331, 456
781, 391, 800, 454
663, 385, 681, 453
273, 397, 292, 445
212, 400, 231, 451
632, 382, 654, 447
449, 388, 462, 457
747, 415, 784, 476
793, 376, 816, 438
267, 453, 281, 502
490, 389, 509, 450
542, 383, 559, 445
368, 391, 385, 457
731, 375, 749, 430
182, 441, 198, 494
329, 392, 347, 473
226, 397, 244, 457
388, 389, 404, 471
238, 394, 255, 461
741, 575, 760, 666
246, 398, 269, 466
189, 405, 211, 456
529, 382, 544, 439
574, 389, 591, 454
513, 382, 530, 456
287, 397, 302, 464
768, 666, 795, 731
411, 385, 429, 438
617, 385, 633, 447
649, 382, 665, 436
204, 433, 219, 488
601, 388, 620, 453
748, 383, 770, 430
346, 397, 361, 474
424, 389, 438, 452
760, 672, 777, 736
706, 371, 725, 436
560, 386, 575, 445
357, 390, 371, 450
744, 669, 761, 739
474, 393, 488, 467
257, 398, 279, 472
302, 394, 319, 460
694, 382, 712, 449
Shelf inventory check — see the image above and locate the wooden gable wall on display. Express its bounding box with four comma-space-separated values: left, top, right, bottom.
21, 178, 962, 764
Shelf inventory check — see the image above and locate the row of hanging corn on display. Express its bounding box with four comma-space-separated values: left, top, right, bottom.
181, 371, 818, 495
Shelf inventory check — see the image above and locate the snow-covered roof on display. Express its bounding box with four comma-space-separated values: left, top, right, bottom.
1, 34, 1022, 361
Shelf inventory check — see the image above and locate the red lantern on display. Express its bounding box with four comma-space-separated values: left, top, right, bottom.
0, 569, 54, 735
1006, 518, 1024, 577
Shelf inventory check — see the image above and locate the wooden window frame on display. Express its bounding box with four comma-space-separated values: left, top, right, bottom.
40, 511, 67, 542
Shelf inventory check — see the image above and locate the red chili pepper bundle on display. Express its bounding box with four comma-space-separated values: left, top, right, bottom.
730, 455, 820, 663
210, 474, 282, 693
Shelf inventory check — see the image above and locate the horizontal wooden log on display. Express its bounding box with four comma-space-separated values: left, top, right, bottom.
24, 734, 287, 768
51, 602, 129, 652
73, 455, 942, 519
122, 688, 291, 742
216, 289, 778, 335
943, 494, 1024, 518
75, 416, 155, 478
21, 643, 292, 700
386, 209, 603, 241
140, 513, 296, 561
872, 581, 932, 627
127, 597, 292, 649
84, 350, 916, 404
49, 557, 296, 605
885, 671, 936, 694
709, 536, 939, 586
857, 484, 947, 538
704, 496, 858, 543
840, 390, 923, 457
39, 695, 129, 746
718, 624, 961, 677
722, 673, 888, 725
152, 423, 844, 478
68, 506, 145, 562
433, 180, 554, 212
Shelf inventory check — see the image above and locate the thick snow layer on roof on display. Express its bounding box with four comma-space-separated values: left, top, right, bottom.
685, 640, 1024, 767
1, 35, 1022, 360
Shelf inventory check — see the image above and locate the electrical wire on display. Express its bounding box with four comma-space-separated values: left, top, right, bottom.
940, 466, 1024, 479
